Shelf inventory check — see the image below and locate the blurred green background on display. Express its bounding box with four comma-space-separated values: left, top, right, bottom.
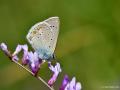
0, 0, 120, 90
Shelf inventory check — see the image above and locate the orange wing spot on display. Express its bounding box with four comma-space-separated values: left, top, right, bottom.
34, 26, 42, 31
38, 27, 42, 30
33, 31, 37, 34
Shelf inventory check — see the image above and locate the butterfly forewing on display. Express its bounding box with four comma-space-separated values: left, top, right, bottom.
26, 17, 59, 60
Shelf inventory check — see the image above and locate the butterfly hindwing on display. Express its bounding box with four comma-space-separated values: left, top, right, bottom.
44, 17, 59, 53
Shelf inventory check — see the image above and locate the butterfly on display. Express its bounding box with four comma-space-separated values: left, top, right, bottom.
26, 17, 59, 61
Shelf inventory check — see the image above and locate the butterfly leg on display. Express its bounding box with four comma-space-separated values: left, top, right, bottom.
53, 53, 56, 60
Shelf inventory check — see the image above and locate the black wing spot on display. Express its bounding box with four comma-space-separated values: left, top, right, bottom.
49, 46, 51, 48
51, 39, 52, 40
50, 26, 55, 28
29, 36, 32, 41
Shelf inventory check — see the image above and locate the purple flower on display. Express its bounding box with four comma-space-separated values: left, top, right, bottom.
12, 44, 31, 63
0, 43, 8, 52
0, 43, 18, 60
60, 75, 82, 90
1, 43, 42, 75
12, 44, 23, 61
21, 45, 29, 65
12, 55, 19, 61
12, 45, 22, 56
48, 62, 62, 86
27, 51, 42, 75
60, 75, 70, 90
12, 44, 29, 62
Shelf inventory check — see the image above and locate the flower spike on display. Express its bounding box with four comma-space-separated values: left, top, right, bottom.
60, 75, 69, 90
48, 62, 62, 86
28, 51, 42, 76
0, 43, 13, 60
21, 45, 29, 65
0, 42, 82, 90
60, 75, 82, 90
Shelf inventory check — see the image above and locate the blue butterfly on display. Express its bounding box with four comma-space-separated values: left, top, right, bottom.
26, 17, 59, 61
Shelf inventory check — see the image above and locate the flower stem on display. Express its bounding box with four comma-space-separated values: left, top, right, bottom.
0, 48, 55, 90
13, 60, 54, 90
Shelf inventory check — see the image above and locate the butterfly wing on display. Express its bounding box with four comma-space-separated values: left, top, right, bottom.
44, 17, 59, 53
26, 17, 59, 60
